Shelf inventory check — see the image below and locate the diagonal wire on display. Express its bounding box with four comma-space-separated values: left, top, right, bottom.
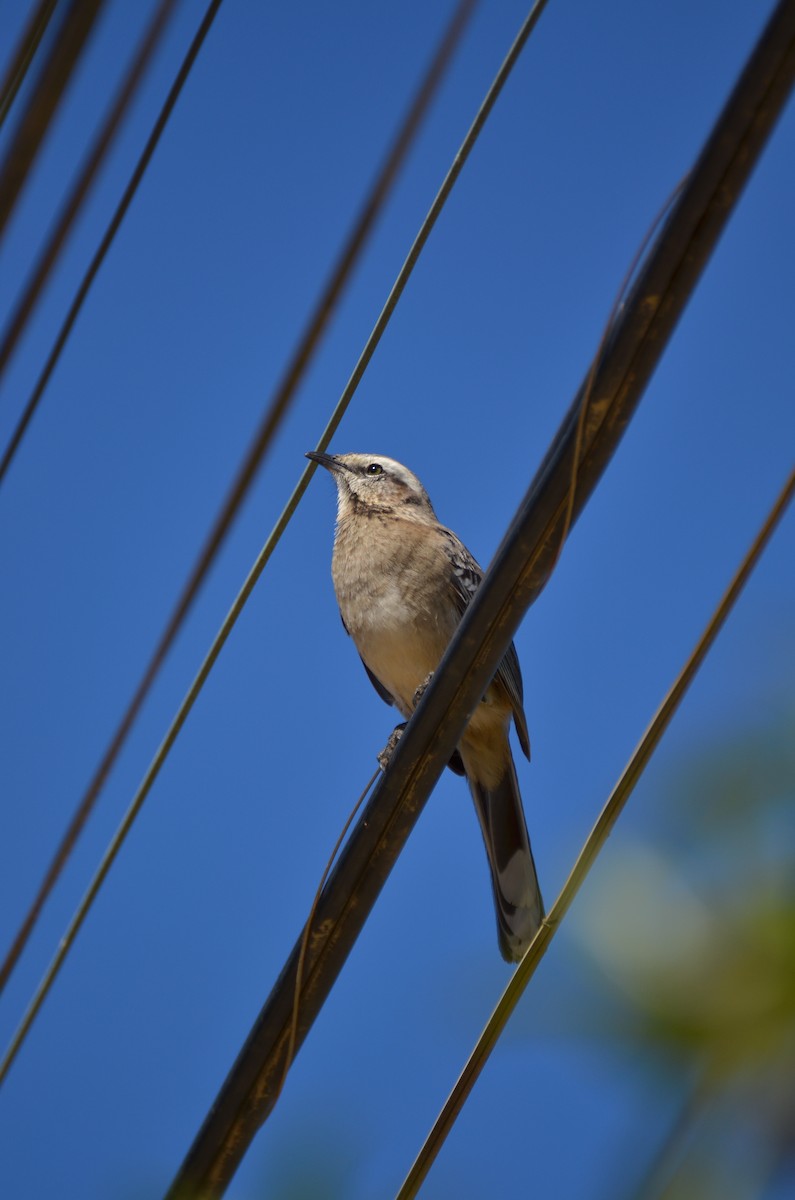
396, 465, 795, 1199
0, 0, 226, 488
276, 766, 381, 1108
0, 0, 105, 242
0, 0, 60, 134
163, 4, 795, 1192
554, 170, 689, 567
0, 0, 180, 384
0, 0, 486, 1056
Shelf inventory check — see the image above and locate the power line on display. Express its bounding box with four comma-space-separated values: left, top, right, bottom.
162, 3, 795, 1193
0, 0, 60, 134
0, 0, 226, 487
0, 0, 105, 242
0, 0, 180, 384
397, 466, 795, 1198
277, 766, 381, 1108
0, 0, 480, 1027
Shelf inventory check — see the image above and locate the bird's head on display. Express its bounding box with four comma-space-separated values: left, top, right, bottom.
306, 451, 436, 522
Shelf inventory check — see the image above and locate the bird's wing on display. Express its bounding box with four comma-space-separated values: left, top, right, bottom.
340, 612, 395, 706
360, 656, 395, 706
441, 528, 531, 761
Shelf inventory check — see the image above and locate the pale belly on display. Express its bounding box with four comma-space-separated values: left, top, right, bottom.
350, 580, 454, 717
332, 514, 494, 721
354, 593, 511, 790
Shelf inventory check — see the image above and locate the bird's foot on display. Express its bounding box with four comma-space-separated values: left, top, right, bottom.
377, 722, 406, 772
412, 672, 434, 707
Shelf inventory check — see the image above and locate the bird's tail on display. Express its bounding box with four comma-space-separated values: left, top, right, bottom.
465, 750, 543, 963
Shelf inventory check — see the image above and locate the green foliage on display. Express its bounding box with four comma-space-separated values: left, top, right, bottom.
569, 710, 795, 1198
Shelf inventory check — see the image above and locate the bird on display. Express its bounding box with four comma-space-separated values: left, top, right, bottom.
306, 450, 543, 962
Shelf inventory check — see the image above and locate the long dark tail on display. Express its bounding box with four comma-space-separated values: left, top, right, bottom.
466, 752, 543, 962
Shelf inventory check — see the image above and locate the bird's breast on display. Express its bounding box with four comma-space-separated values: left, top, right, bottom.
331, 517, 457, 714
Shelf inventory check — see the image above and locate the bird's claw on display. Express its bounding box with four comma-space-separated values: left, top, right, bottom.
377, 723, 406, 771
375, 676, 435, 770
412, 672, 434, 707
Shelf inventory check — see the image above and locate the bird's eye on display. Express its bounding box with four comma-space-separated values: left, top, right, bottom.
366, 463, 383, 475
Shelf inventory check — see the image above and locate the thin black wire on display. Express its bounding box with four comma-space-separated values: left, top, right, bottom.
555, 171, 689, 566
0, 0, 180, 384
0, 0, 105, 243
0, 0, 60, 133
0, 0, 225, 489
275, 766, 381, 1107
396, 466, 795, 1198
163, 4, 795, 1191
0, 0, 480, 1057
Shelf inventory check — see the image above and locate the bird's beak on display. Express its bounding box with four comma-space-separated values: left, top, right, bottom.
306, 451, 341, 473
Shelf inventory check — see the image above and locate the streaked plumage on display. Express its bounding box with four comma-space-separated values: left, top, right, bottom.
307, 450, 543, 961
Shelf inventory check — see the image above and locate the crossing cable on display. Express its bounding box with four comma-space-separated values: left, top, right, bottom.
0, 0, 180, 384
0, 0, 226, 488
397, 467, 795, 1198
162, 4, 795, 1195
0, 0, 104, 242
401, 463, 795, 1195
0, 0, 60, 134
0, 0, 484, 1027
277, 766, 381, 1109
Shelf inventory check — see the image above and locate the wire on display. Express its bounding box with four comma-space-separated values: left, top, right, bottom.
0, 0, 60, 134
276, 766, 381, 1107
0, 0, 180, 384
0, 0, 105, 242
396, 466, 795, 1199
0, 0, 480, 1051
163, 3, 795, 1191
554, 172, 689, 568
0, 0, 226, 488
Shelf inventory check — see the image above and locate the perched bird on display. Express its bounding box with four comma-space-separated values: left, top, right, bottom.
307, 450, 543, 961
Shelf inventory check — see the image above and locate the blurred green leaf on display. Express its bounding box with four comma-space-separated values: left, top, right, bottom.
561, 704, 795, 1198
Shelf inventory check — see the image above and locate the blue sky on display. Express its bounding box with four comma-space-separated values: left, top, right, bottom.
1, 1, 793, 1196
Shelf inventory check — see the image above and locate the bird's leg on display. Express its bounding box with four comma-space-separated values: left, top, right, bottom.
377, 673, 435, 771
412, 672, 434, 708
377, 722, 406, 771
